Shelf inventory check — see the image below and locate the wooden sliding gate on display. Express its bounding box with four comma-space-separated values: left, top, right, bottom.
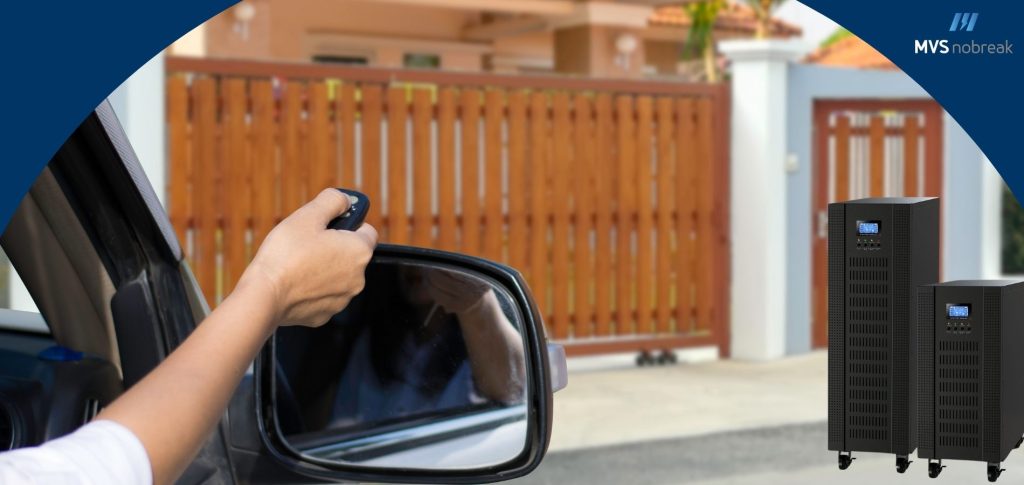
165, 57, 730, 356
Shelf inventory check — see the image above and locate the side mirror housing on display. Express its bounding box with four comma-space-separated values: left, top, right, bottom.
254, 244, 561, 483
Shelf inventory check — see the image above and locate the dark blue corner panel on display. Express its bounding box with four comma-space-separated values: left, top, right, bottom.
0, 1, 235, 232
800, 0, 1023, 199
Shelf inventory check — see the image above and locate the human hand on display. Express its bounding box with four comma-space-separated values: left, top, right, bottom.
425, 269, 491, 314
236, 189, 378, 328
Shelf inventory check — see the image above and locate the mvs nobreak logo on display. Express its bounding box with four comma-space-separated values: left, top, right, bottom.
949, 12, 978, 32
914, 13, 1013, 55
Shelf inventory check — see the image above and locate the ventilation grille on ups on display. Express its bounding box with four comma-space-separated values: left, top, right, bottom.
983, 289, 1001, 459
936, 340, 981, 450
846, 256, 889, 442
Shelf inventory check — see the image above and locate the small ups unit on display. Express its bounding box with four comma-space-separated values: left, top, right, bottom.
828, 197, 939, 473
918, 280, 1024, 482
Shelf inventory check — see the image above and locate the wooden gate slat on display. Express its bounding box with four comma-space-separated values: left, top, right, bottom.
528, 92, 549, 319
675, 98, 696, 332
694, 98, 715, 332
551, 93, 571, 340
361, 85, 383, 229
167, 76, 190, 248
634, 96, 654, 335
281, 83, 306, 214
835, 115, 851, 202
191, 78, 218, 304
655, 97, 674, 333
437, 88, 457, 251
923, 106, 943, 197
904, 116, 919, 197
250, 80, 277, 248
507, 91, 528, 271
615, 95, 636, 335
484, 90, 504, 261
387, 87, 409, 244
309, 82, 335, 195
593, 94, 613, 336
223, 78, 250, 296
869, 115, 885, 197
412, 88, 433, 247
461, 90, 482, 255
572, 94, 594, 338
338, 83, 357, 187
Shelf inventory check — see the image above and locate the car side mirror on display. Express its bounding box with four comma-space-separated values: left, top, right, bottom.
255, 244, 564, 483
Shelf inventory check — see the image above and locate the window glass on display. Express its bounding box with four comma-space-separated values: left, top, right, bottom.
403, 53, 440, 69
312, 54, 369, 66
0, 249, 47, 334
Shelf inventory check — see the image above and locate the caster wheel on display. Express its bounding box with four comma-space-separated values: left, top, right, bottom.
1015, 436, 1023, 449
655, 350, 677, 365
661, 350, 678, 364
636, 351, 654, 367
987, 463, 1003, 483
928, 460, 944, 478
838, 452, 853, 470
896, 455, 912, 474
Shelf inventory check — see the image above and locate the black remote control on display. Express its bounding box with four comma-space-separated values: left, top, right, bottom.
327, 189, 370, 231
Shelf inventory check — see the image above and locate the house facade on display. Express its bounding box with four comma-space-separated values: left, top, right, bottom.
171, 0, 799, 80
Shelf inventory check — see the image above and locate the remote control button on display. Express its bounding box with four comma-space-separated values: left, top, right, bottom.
347, 194, 359, 205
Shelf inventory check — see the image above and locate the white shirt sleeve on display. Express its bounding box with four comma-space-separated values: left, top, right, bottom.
0, 420, 152, 485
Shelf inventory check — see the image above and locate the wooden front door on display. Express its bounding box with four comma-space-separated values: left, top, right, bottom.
811, 99, 944, 348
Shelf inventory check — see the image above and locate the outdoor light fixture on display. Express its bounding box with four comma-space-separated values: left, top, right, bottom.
614, 33, 638, 71
233, 2, 256, 41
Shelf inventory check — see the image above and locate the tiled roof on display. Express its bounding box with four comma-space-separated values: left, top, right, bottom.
806, 34, 897, 70
649, 2, 802, 37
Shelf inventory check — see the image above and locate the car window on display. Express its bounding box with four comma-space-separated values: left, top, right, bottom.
0, 248, 47, 334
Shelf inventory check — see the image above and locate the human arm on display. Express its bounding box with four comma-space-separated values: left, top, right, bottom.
426, 270, 526, 403
95, 189, 378, 485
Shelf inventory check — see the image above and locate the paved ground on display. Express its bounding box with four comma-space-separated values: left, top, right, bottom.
546, 350, 827, 451
513, 422, 1024, 484
511, 350, 1024, 484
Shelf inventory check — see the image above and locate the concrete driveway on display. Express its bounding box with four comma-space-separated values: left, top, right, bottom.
546, 350, 827, 452
513, 350, 1024, 484
515, 422, 1024, 484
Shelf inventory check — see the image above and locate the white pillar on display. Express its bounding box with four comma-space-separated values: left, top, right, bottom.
720, 39, 809, 360
980, 155, 1003, 279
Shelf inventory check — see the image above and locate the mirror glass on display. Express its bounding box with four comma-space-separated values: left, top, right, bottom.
272, 259, 529, 470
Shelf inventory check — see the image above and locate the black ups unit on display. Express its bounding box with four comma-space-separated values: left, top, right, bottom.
828, 197, 939, 473
918, 280, 1024, 482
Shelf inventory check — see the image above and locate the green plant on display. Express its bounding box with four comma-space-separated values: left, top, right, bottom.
746, 0, 785, 39
1001, 185, 1024, 274
683, 0, 726, 82
820, 27, 852, 48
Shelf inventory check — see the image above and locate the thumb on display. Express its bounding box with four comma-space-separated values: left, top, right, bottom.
302, 189, 352, 227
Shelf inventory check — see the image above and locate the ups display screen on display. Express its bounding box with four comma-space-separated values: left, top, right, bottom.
857, 220, 881, 236
947, 304, 971, 319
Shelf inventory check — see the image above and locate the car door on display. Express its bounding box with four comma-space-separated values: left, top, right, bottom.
1, 102, 562, 484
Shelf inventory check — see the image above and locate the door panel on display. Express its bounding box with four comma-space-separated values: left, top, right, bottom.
812, 100, 944, 348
